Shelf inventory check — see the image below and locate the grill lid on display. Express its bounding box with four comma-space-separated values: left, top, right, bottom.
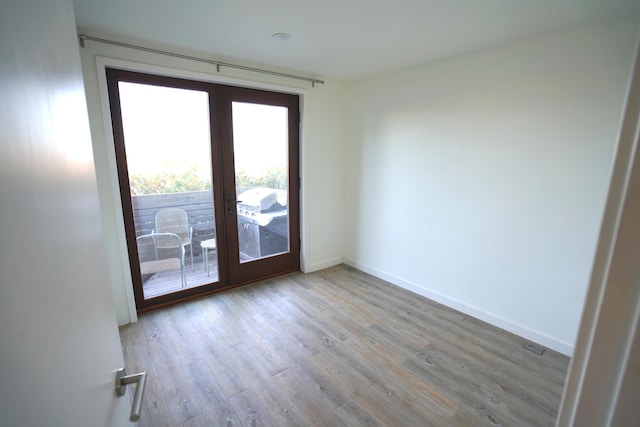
238, 188, 286, 212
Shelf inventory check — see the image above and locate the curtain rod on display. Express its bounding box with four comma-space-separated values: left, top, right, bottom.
78, 34, 325, 87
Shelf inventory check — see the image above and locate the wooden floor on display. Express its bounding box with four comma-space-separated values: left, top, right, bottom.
120, 265, 569, 426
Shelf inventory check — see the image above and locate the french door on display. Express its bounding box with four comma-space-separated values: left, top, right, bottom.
106, 69, 300, 312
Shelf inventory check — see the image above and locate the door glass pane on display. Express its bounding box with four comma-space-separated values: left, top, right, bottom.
118, 82, 218, 299
232, 102, 290, 263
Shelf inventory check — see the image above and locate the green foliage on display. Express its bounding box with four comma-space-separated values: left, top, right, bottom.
129, 166, 287, 195
235, 167, 287, 190
129, 166, 211, 195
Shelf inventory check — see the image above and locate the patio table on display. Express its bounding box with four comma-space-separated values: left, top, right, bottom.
200, 238, 217, 277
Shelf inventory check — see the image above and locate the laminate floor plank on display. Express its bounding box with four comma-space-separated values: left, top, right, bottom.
341, 376, 439, 427
294, 357, 354, 411
402, 347, 514, 426
248, 302, 321, 361
278, 296, 349, 348
227, 387, 275, 427
204, 312, 244, 351
334, 398, 384, 427
435, 322, 519, 373
139, 376, 174, 427
121, 264, 568, 426
226, 334, 309, 427
449, 406, 511, 427
120, 321, 154, 378
230, 316, 293, 377
368, 320, 429, 356
177, 415, 214, 427
490, 357, 567, 416
309, 349, 377, 396
371, 374, 453, 427
381, 359, 461, 421
185, 359, 240, 426
394, 302, 467, 337
409, 343, 496, 401
474, 382, 552, 427
419, 325, 513, 378
274, 365, 346, 426
283, 293, 352, 342
164, 307, 208, 367
201, 346, 252, 401
155, 363, 204, 426
322, 337, 387, 386
455, 316, 524, 353
255, 296, 329, 357
245, 363, 309, 427
140, 312, 183, 373
504, 344, 570, 390
304, 284, 379, 328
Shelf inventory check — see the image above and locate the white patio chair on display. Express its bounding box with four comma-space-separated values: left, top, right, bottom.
154, 208, 194, 271
136, 233, 186, 288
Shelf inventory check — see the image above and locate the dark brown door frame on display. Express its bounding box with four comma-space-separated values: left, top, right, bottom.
218, 85, 301, 285
105, 68, 300, 312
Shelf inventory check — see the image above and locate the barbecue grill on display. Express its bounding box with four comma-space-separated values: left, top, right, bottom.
237, 188, 289, 261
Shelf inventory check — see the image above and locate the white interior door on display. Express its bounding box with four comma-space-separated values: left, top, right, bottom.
556, 31, 640, 427
0, 1, 131, 426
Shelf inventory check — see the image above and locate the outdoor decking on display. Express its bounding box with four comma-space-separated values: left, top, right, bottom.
142, 253, 219, 299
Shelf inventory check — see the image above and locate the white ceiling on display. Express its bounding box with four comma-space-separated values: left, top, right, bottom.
72, 0, 640, 81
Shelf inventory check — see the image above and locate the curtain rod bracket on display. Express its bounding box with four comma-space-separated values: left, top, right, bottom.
78, 34, 86, 48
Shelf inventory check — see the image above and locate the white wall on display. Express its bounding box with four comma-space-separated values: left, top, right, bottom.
344, 15, 640, 355
78, 36, 346, 324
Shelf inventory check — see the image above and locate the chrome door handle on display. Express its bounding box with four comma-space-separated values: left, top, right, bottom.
115, 368, 147, 422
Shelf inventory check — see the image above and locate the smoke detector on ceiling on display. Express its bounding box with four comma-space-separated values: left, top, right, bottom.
272, 33, 291, 41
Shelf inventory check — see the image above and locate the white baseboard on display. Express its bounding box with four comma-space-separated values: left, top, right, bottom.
303, 256, 344, 274
344, 258, 574, 356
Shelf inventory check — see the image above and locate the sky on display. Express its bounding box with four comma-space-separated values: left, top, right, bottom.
118, 81, 288, 182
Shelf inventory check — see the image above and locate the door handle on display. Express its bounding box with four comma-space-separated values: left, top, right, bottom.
227, 198, 242, 214
115, 368, 147, 422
